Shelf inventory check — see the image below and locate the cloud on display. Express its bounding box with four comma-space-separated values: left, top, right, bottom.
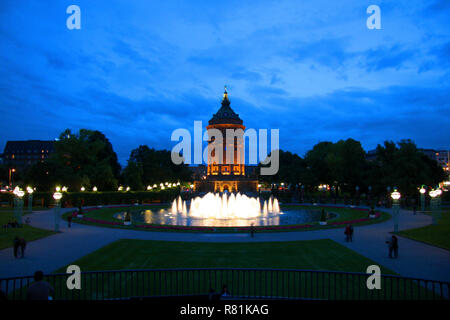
363, 45, 417, 72
0, 0, 449, 165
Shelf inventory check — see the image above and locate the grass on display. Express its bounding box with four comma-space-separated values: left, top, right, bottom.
0, 207, 55, 250
55, 239, 396, 273
62, 204, 390, 233
398, 210, 450, 250
8, 239, 441, 300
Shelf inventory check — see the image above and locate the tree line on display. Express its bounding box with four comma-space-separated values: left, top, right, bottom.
0, 130, 446, 197
260, 138, 446, 197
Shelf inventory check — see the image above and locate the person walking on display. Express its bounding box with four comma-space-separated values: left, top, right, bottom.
386, 235, 399, 258
19, 238, 27, 258
13, 236, 20, 258
26, 271, 54, 300
67, 215, 72, 228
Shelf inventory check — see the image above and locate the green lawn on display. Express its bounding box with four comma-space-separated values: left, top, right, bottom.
398, 210, 450, 250
55, 239, 396, 273
62, 204, 390, 232
9, 239, 439, 300
0, 207, 55, 250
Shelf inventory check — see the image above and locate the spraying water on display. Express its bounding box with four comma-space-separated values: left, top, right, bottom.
171, 193, 281, 219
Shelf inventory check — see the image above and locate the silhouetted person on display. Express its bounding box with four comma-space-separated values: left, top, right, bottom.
19, 238, 27, 258
26, 271, 54, 300
67, 215, 72, 228
221, 284, 231, 298
391, 235, 398, 258
349, 224, 354, 242
250, 223, 255, 238
386, 235, 399, 258
344, 225, 351, 242
13, 236, 20, 258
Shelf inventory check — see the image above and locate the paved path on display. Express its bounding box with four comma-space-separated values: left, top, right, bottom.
0, 205, 449, 283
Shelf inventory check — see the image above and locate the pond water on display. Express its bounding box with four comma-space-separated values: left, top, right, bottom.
115, 207, 337, 227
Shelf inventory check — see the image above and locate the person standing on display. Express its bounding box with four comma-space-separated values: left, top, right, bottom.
13, 236, 20, 258
19, 238, 27, 258
67, 215, 72, 228
349, 224, 354, 242
250, 223, 255, 238
26, 271, 55, 300
344, 225, 351, 242
221, 284, 231, 297
391, 235, 398, 258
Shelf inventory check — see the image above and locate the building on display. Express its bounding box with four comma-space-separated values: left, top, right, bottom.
420, 149, 450, 172
2, 140, 56, 183
194, 88, 258, 193
433, 150, 450, 172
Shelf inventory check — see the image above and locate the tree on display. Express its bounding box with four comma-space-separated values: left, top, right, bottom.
304, 142, 334, 187
259, 150, 308, 186
123, 145, 192, 189
325, 139, 367, 195
368, 139, 446, 197
122, 160, 143, 190
25, 129, 121, 191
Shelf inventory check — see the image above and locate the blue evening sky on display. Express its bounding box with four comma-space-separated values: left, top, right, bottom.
0, 0, 449, 165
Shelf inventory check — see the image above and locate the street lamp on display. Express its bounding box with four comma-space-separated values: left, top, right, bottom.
429, 189, 441, 225
53, 191, 63, 232
92, 186, 98, 192
14, 188, 25, 226
9, 168, 16, 186
419, 186, 426, 212
436, 189, 442, 222
80, 186, 85, 192
391, 190, 401, 233
27, 186, 34, 215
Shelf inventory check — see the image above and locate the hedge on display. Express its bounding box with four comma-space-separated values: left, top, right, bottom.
0, 190, 180, 208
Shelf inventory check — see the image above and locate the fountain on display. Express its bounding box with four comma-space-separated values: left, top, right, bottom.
170, 193, 281, 219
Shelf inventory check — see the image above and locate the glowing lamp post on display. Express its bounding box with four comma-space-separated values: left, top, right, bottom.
436, 189, 442, 222
430, 189, 441, 225
419, 186, 426, 212
391, 190, 401, 233
53, 191, 63, 232
92, 186, 98, 192
14, 189, 25, 226
27, 186, 34, 214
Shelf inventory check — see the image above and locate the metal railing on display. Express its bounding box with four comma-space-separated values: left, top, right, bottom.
1, 268, 448, 300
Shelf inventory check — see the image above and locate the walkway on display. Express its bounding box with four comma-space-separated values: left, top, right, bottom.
0, 205, 449, 283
